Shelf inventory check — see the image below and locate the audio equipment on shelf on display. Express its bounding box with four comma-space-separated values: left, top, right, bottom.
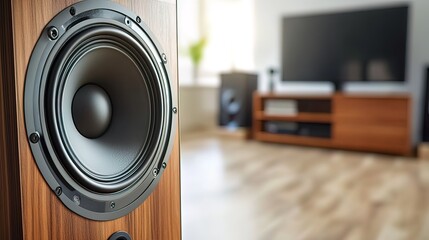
0, 0, 180, 239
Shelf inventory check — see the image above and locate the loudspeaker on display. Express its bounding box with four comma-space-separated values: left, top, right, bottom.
423, 67, 429, 142
0, 0, 180, 239
219, 72, 258, 128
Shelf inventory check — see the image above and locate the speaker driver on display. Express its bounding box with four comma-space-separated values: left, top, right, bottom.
221, 89, 241, 127
24, 1, 176, 220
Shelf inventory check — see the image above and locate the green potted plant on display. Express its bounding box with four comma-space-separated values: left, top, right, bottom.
189, 37, 207, 83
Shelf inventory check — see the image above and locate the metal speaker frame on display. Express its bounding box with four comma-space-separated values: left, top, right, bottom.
24, 1, 176, 221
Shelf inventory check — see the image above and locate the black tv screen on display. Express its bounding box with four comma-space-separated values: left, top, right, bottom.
281, 6, 408, 83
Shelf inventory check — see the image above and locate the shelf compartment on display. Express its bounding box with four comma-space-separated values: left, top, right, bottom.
255, 111, 332, 123
258, 94, 333, 100
254, 132, 333, 148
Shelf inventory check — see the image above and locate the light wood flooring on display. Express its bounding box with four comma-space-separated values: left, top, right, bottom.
181, 131, 429, 240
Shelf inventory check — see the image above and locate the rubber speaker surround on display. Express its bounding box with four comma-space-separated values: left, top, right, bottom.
24, 1, 176, 221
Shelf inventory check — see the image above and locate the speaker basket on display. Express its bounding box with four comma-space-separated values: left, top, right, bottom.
24, 1, 176, 221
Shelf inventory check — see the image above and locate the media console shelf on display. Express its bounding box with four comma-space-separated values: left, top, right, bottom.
253, 93, 411, 156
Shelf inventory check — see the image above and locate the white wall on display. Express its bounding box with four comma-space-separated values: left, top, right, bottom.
179, 86, 218, 133
254, 0, 429, 144
178, 0, 200, 86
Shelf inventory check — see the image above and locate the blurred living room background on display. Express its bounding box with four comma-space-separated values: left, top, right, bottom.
178, 0, 429, 239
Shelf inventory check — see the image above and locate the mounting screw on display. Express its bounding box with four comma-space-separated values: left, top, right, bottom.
55, 187, 62, 196
136, 16, 141, 23
161, 53, 167, 64
110, 201, 115, 209
29, 132, 40, 143
125, 17, 131, 26
172, 107, 178, 114
47, 26, 59, 40
73, 195, 80, 206
69, 7, 76, 16
162, 162, 167, 169
153, 168, 158, 177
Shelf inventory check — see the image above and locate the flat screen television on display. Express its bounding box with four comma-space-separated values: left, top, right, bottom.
281, 6, 409, 87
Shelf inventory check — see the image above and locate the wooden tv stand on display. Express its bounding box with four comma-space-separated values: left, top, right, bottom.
252, 92, 411, 155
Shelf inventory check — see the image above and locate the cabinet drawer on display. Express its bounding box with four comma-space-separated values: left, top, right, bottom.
333, 123, 409, 154
334, 96, 409, 125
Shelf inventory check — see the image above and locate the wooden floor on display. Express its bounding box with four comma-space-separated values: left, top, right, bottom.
181, 131, 429, 240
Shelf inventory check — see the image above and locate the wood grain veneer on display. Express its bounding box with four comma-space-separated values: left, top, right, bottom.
0, 0, 23, 239
1, 0, 181, 239
333, 94, 411, 155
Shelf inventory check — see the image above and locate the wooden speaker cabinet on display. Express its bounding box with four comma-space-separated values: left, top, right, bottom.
0, 0, 181, 239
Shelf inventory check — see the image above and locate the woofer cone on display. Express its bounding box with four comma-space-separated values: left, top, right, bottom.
47, 26, 165, 193
24, 1, 176, 220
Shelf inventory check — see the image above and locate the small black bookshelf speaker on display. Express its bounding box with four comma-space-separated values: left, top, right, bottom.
219, 72, 258, 128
